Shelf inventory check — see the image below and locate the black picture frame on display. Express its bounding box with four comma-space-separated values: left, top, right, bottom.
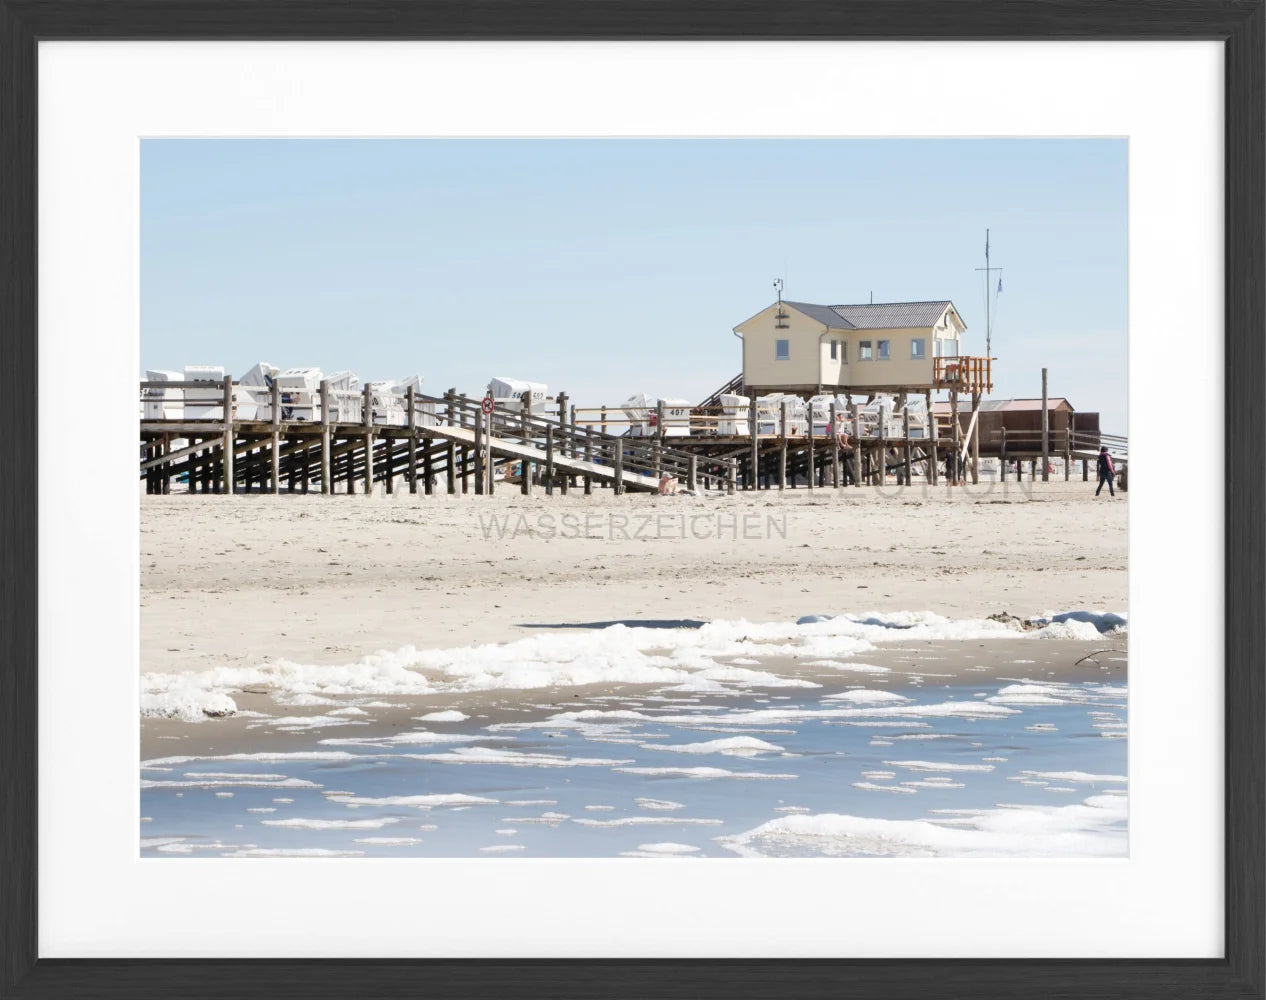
2, 3, 1262, 998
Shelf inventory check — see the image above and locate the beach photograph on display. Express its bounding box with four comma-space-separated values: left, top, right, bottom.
138, 138, 1128, 860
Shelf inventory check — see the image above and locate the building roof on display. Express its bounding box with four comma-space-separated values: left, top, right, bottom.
998, 398, 1074, 411
933, 398, 1074, 413
785, 300, 955, 331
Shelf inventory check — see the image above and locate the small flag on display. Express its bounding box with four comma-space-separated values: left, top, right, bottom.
997, 275, 1003, 294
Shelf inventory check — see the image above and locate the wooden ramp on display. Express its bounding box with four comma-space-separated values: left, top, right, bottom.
419, 422, 662, 492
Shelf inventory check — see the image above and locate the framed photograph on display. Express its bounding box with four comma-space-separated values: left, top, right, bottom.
2, 2, 1262, 998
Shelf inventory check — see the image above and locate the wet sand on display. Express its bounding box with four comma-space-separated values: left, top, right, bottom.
141, 636, 1127, 761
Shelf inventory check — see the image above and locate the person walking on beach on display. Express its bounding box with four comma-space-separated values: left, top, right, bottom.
1095, 446, 1116, 497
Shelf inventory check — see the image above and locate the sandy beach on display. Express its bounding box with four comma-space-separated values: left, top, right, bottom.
141, 481, 1126, 680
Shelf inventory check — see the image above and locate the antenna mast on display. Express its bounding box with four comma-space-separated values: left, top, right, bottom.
974, 229, 1003, 359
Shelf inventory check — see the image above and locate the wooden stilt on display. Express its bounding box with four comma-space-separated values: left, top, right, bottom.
320, 379, 332, 495
748, 395, 759, 491
902, 408, 912, 485
851, 404, 862, 487
778, 400, 787, 490
559, 396, 571, 495
830, 402, 840, 488
446, 388, 458, 495
474, 406, 484, 496
970, 392, 981, 485
807, 403, 816, 490
407, 387, 418, 495
654, 400, 664, 480
583, 426, 593, 496
221, 379, 235, 495
545, 426, 555, 496
876, 401, 887, 486
928, 399, 939, 486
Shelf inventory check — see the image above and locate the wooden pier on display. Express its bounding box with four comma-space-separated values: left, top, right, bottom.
140, 377, 1126, 496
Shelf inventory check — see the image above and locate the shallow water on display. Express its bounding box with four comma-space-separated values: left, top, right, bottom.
141, 641, 1127, 858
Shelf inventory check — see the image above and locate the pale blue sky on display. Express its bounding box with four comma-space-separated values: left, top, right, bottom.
142, 138, 1127, 430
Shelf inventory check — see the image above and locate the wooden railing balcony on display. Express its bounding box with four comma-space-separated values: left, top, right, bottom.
933, 356, 994, 393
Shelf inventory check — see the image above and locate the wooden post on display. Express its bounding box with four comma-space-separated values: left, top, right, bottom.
1041, 367, 1050, 483
778, 400, 788, 490
654, 400, 664, 479
406, 387, 418, 494
601, 405, 608, 437
486, 410, 495, 496
557, 392, 570, 495
970, 392, 981, 485
446, 388, 457, 495
545, 425, 555, 496
928, 399, 939, 485
749, 395, 759, 491
830, 402, 840, 488
584, 426, 594, 496
519, 391, 533, 496
1001, 426, 1008, 481
727, 459, 736, 494
902, 407, 912, 486
950, 391, 960, 485
1064, 425, 1071, 481
688, 454, 698, 493
221, 378, 235, 495
362, 383, 374, 495
268, 381, 281, 494
807, 402, 816, 489
320, 379, 332, 494
613, 441, 624, 495
559, 394, 570, 495
424, 440, 434, 495
1083, 458, 1089, 482
851, 404, 862, 488
876, 400, 887, 486
473, 402, 484, 496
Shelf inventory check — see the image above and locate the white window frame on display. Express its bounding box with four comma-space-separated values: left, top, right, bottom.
877, 339, 891, 360
775, 338, 790, 361
858, 339, 873, 361
911, 338, 926, 359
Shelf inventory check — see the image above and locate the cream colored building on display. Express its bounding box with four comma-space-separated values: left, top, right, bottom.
734, 299, 967, 395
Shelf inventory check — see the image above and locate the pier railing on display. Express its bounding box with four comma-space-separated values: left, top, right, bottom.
933, 356, 993, 393
139, 379, 739, 495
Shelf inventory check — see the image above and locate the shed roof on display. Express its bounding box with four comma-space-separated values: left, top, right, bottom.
785, 300, 955, 331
